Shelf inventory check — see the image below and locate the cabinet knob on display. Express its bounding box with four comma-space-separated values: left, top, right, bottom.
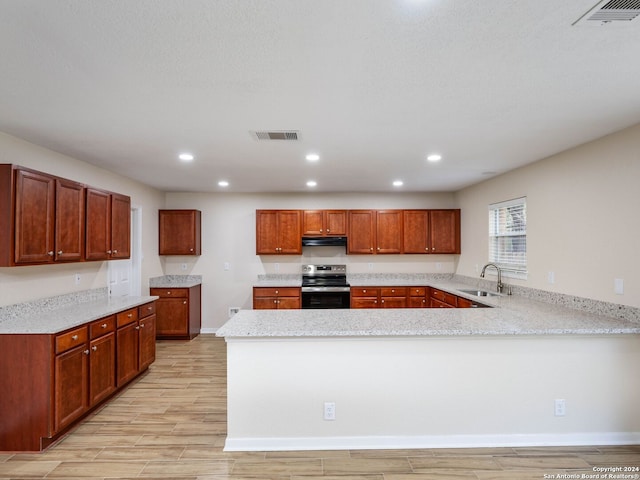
107, 250, 112, 254
47, 251, 54, 256
140, 323, 145, 328
135, 326, 140, 330
381, 300, 385, 303
83, 349, 90, 355
320, 229, 323, 233
190, 248, 193, 252
167, 291, 171, 295
57, 250, 63, 255
275, 290, 279, 294
432, 247, 435, 251
363, 289, 366, 293
326, 229, 330, 233
391, 289, 395, 293
112, 250, 118, 254
127, 313, 132, 318
374, 300, 377, 304
274, 300, 277, 304
101, 323, 107, 328
148, 306, 153, 310
377, 247, 380, 251
92, 345, 98, 351
370, 247, 373, 251
183, 301, 187, 305
71, 334, 78, 340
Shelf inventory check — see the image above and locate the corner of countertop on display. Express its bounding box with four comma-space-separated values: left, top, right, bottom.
149, 275, 203, 288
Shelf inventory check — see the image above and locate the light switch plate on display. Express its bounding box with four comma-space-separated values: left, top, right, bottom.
614, 278, 624, 295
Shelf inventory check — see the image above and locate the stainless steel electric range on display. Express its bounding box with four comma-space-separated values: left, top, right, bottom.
301, 264, 350, 309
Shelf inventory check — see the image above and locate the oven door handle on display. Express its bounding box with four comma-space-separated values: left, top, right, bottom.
301, 286, 351, 293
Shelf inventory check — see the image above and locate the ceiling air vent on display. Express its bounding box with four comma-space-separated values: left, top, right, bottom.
574, 0, 640, 26
252, 130, 300, 141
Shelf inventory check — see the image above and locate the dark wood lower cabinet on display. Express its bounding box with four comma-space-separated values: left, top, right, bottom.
54, 344, 89, 433
0, 301, 156, 452
151, 285, 201, 339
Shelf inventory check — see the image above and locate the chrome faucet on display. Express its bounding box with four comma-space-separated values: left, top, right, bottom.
480, 263, 504, 294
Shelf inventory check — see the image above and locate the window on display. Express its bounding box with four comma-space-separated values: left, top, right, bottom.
489, 197, 527, 277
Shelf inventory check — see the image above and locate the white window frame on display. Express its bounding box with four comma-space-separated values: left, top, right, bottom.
488, 197, 527, 280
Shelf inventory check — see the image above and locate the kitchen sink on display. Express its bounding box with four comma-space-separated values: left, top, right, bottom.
459, 289, 501, 297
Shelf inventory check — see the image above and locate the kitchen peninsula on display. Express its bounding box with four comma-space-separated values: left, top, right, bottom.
216, 280, 640, 452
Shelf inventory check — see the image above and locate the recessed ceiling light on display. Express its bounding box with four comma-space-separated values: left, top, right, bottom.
305, 153, 320, 162
306, 180, 317, 187
179, 153, 194, 162
427, 154, 442, 162
393, 180, 404, 187
218, 180, 229, 187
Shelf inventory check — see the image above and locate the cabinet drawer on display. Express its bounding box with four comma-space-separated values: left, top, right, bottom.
55, 326, 88, 354
89, 315, 116, 340
351, 287, 379, 297
380, 287, 407, 296
431, 289, 447, 302
253, 287, 300, 298
150, 288, 188, 298
138, 302, 156, 318
409, 287, 427, 297
116, 308, 138, 328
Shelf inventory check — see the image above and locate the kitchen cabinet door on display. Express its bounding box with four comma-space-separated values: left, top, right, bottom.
256, 210, 302, 254
348, 210, 376, 254
116, 322, 139, 387
14, 168, 56, 264
55, 178, 85, 262
89, 332, 116, 407
430, 209, 460, 254
403, 210, 429, 253
110, 193, 130, 259
376, 210, 403, 254
85, 188, 111, 261
253, 287, 301, 310
302, 210, 324, 236
159, 209, 201, 255
325, 210, 347, 236
54, 344, 89, 433
138, 314, 156, 371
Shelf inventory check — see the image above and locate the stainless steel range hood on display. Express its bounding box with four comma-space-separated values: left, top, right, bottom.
301, 236, 347, 247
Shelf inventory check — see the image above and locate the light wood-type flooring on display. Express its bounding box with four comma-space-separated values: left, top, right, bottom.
1, 335, 638, 479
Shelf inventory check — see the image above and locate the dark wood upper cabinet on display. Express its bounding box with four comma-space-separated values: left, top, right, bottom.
0, 164, 129, 266
302, 210, 347, 236
13, 168, 56, 264
55, 178, 85, 262
256, 210, 301, 255
159, 209, 201, 255
348, 210, 402, 254
85, 188, 131, 261
403, 209, 460, 254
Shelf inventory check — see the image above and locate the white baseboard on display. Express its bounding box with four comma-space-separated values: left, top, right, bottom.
200, 328, 218, 334
224, 432, 640, 452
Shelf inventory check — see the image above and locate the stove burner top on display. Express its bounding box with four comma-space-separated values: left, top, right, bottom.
301, 264, 349, 292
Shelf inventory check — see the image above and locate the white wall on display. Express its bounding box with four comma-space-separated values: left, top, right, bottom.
225, 335, 640, 450
454, 123, 640, 308
0, 132, 165, 306
164, 192, 458, 330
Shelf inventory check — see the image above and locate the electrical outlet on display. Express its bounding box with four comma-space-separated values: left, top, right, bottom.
275, 263, 280, 272
368, 263, 373, 271
224, 262, 230, 271
181, 263, 187, 271
436, 262, 442, 270
228, 307, 240, 318
74, 273, 81, 285
547, 271, 555, 284
615, 278, 624, 295
554, 399, 566, 417
323, 402, 336, 421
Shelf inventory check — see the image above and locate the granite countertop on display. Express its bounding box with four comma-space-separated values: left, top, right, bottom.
217, 279, 640, 338
149, 275, 202, 288
0, 295, 158, 334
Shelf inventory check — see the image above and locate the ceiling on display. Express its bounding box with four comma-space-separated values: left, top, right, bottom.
1, 1, 640, 193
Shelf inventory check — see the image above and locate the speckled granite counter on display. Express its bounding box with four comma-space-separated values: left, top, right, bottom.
0, 294, 158, 334
218, 279, 640, 337
149, 275, 202, 288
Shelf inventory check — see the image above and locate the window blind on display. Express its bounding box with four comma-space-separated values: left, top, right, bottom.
489, 197, 527, 273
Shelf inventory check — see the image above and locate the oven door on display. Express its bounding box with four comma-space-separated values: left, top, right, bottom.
301, 289, 350, 309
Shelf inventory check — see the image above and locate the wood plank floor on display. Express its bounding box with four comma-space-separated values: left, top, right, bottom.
1, 335, 638, 479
